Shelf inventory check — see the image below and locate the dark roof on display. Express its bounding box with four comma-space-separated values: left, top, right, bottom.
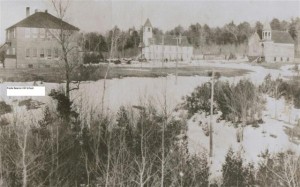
261, 30, 294, 44
271, 31, 294, 44
149, 34, 191, 46
144, 18, 152, 27
6, 11, 79, 31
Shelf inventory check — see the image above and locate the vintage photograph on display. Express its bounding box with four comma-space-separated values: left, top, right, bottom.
0, 0, 300, 186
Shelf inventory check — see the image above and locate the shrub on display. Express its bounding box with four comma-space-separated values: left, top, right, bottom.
0, 101, 12, 115
222, 148, 255, 186
0, 117, 9, 126
49, 89, 77, 120
260, 74, 300, 109
183, 83, 216, 117
83, 52, 103, 64
257, 150, 300, 187
18, 99, 44, 110
184, 79, 265, 125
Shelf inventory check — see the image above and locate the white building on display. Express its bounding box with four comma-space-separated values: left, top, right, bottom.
142, 19, 193, 61
248, 22, 294, 63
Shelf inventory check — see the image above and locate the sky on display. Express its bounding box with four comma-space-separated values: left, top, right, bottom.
1, 0, 300, 43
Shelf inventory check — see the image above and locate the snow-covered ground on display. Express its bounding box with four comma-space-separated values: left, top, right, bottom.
0, 60, 299, 179
187, 95, 300, 179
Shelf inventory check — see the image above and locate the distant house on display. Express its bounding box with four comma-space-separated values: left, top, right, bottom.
5, 7, 79, 68
248, 22, 295, 63
141, 19, 193, 61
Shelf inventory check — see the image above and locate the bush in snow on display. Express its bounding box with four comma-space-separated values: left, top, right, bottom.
259, 74, 300, 109
257, 150, 300, 187
222, 147, 256, 186
0, 117, 9, 126
183, 83, 217, 117
0, 101, 12, 115
202, 122, 209, 136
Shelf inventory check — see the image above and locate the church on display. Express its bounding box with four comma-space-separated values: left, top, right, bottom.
141, 19, 193, 62
248, 22, 295, 63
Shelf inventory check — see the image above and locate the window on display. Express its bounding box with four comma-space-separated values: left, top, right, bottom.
51, 29, 59, 39
287, 57, 289, 62
40, 48, 44, 58
26, 49, 30, 58
32, 48, 37, 57
148, 28, 150, 32
46, 30, 52, 39
13, 28, 16, 38
12, 48, 15, 55
31, 28, 38, 38
268, 32, 271, 37
6, 49, 10, 55
281, 57, 283, 62
39, 28, 45, 38
274, 57, 276, 61
7, 31, 10, 40
54, 48, 59, 58
47, 49, 51, 58
25, 28, 30, 38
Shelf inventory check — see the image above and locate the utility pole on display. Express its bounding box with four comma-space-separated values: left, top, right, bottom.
209, 69, 214, 158
208, 69, 215, 187
161, 36, 164, 68
175, 38, 178, 84
174, 34, 182, 85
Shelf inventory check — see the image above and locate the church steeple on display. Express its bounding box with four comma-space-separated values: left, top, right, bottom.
262, 21, 272, 41
143, 18, 153, 46
144, 18, 152, 28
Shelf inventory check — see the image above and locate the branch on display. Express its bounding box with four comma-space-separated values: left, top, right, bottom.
69, 81, 80, 92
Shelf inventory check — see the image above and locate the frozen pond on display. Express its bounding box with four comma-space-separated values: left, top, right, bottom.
0, 62, 296, 122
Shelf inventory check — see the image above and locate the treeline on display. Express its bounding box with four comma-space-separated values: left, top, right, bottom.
82, 17, 300, 61
0, 90, 210, 186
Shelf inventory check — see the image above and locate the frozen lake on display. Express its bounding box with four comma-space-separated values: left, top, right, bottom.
0, 61, 296, 123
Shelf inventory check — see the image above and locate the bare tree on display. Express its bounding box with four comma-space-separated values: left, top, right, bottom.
0, 43, 9, 68
50, 0, 81, 99
258, 151, 300, 187
101, 27, 121, 114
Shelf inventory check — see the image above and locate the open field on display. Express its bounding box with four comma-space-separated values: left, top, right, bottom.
0, 64, 251, 82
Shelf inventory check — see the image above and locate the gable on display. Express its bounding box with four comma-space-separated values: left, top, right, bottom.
6, 12, 79, 31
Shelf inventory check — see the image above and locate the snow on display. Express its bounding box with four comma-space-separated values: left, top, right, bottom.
0, 60, 299, 179
187, 93, 300, 179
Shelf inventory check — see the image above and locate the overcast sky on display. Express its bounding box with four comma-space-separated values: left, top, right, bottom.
1, 0, 300, 43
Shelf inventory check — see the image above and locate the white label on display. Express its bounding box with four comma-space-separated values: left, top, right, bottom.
7, 86, 45, 96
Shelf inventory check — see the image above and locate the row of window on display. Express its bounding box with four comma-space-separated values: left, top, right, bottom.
25, 28, 59, 39
7, 28, 60, 40
25, 48, 60, 59
274, 57, 290, 62
150, 46, 191, 52
148, 52, 190, 59
263, 31, 271, 40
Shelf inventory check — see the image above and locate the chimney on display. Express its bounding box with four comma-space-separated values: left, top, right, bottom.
35, 9, 38, 13
45, 9, 48, 13
26, 7, 30, 17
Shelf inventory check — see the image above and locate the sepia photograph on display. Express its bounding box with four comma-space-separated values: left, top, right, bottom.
0, 0, 300, 186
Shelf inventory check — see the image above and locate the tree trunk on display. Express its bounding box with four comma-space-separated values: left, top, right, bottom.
22, 130, 28, 187
105, 132, 111, 187
161, 118, 165, 187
